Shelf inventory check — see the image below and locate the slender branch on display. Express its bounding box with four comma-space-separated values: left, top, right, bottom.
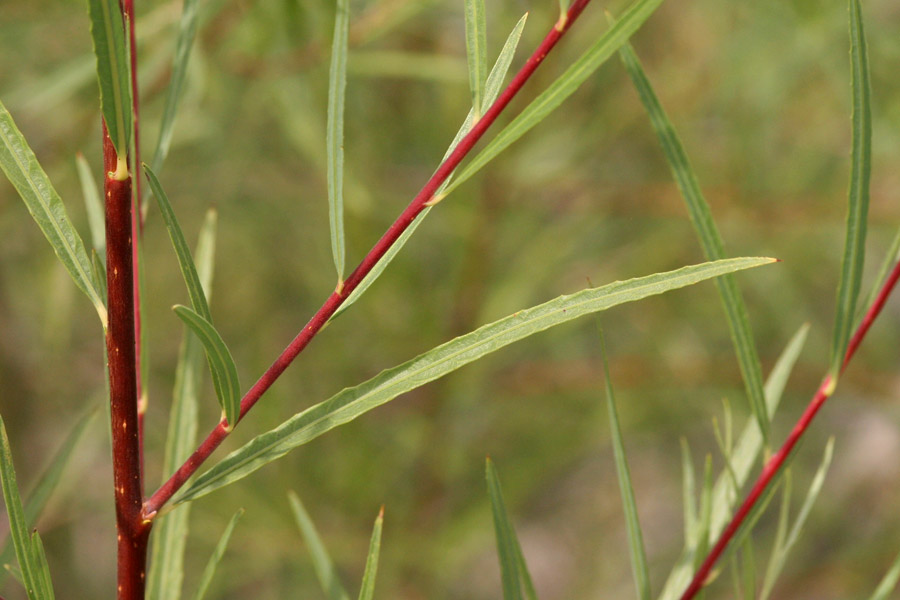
143, 0, 594, 518
104, 123, 150, 599
679, 257, 900, 600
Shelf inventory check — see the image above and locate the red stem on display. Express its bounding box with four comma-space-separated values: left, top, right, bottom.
143, 0, 594, 518
679, 258, 900, 600
104, 126, 151, 600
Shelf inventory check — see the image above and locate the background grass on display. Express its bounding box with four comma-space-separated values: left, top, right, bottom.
1, 0, 899, 598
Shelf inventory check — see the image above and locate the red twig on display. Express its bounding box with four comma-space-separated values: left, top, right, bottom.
103, 125, 151, 600
679, 258, 900, 600
143, 0, 594, 518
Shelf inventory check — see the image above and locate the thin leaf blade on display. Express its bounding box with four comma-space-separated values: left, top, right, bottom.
288, 491, 352, 600
327, 0, 350, 282
357, 507, 384, 600
176, 257, 776, 504
75, 153, 105, 257
464, 0, 488, 118
86, 0, 132, 156
190, 508, 244, 600
486, 458, 534, 600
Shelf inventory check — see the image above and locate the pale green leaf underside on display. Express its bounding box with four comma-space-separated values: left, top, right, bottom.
830, 0, 872, 378
357, 510, 384, 600
327, 0, 350, 281
0, 101, 106, 326
618, 39, 768, 444
289, 492, 351, 600
87, 0, 132, 155
176, 257, 775, 504
486, 458, 536, 600
190, 508, 243, 600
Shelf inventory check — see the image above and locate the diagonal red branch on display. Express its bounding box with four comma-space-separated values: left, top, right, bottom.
143, 0, 594, 518
679, 257, 900, 600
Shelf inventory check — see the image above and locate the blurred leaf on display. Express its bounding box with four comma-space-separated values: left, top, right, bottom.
75, 153, 105, 259
349, 52, 467, 82
486, 458, 537, 600
0, 101, 107, 326
444, 0, 664, 196
695, 455, 713, 571
151, 0, 201, 174
760, 438, 834, 600
144, 164, 212, 322
173, 305, 240, 429
331, 13, 527, 322
464, 0, 487, 118
176, 257, 775, 504
357, 507, 384, 600
681, 439, 698, 550
147, 210, 217, 600
868, 549, 900, 600
91, 251, 107, 308
327, 0, 350, 283
598, 329, 650, 600
189, 508, 244, 600
288, 492, 351, 600
0, 415, 55, 599
830, 0, 872, 379
86, 0, 132, 156
739, 538, 755, 600
859, 225, 900, 320
618, 38, 768, 444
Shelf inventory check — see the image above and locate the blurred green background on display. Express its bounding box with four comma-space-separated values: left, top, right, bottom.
1, 0, 899, 598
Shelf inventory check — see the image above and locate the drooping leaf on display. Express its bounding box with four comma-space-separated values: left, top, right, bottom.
443, 0, 664, 197
618, 38, 768, 445
176, 257, 775, 504
86, 0, 132, 157
289, 492, 351, 600
173, 305, 240, 429
598, 330, 650, 600
357, 507, 384, 600
147, 210, 217, 600
189, 508, 244, 600
327, 0, 350, 283
486, 458, 536, 600
464, 0, 488, 118
830, 0, 872, 379
0, 101, 107, 326
0, 415, 55, 599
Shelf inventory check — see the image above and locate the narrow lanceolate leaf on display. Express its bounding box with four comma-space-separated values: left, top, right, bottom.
288, 492, 351, 600
618, 39, 769, 445
176, 257, 775, 504
444, 0, 664, 196
357, 508, 384, 600
75, 153, 104, 257
464, 0, 488, 118
147, 210, 217, 600
173, 305, 240, 429
486, 459, 536, 600
190, 508, 244, 600
144, 164, 212, 321
151, 0, 201, 174
598, 331, 650, 600
86, 0, 132, 156
0, 415, 54, 600
327, 0, 350, 283
0, 101, 107, 326
830, 0, 872, 380
860, 226, 900, 319
330, 13, 527, 322
868, 549, 900, 600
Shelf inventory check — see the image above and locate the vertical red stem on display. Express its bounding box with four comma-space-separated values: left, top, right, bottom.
104, 125, 150, 600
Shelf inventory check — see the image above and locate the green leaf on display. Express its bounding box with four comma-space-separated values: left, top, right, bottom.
357, 507, 384, 600
151, 0, 201, 174
868, 549, 900, 600
443, 0, 664, 197
288, 491, 351, 600
486, 458, 536, 600
0, 101, 107, 326
86, 0, 132, 157
327, 0, 350, 282
176, 257, 775, 504
859, 226, 900, 318
830, 0, 872, 379
190, 508, 244, 600
464, 0, 488, 118
147, 210, 217, 600
173, 305, 240, 429
75, 153, 105, 258
599, 330, 650, 600
617, 39, 769, 445
144, 164, 212, 322
330, 13, 527, 322
0, 415, 55, 599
